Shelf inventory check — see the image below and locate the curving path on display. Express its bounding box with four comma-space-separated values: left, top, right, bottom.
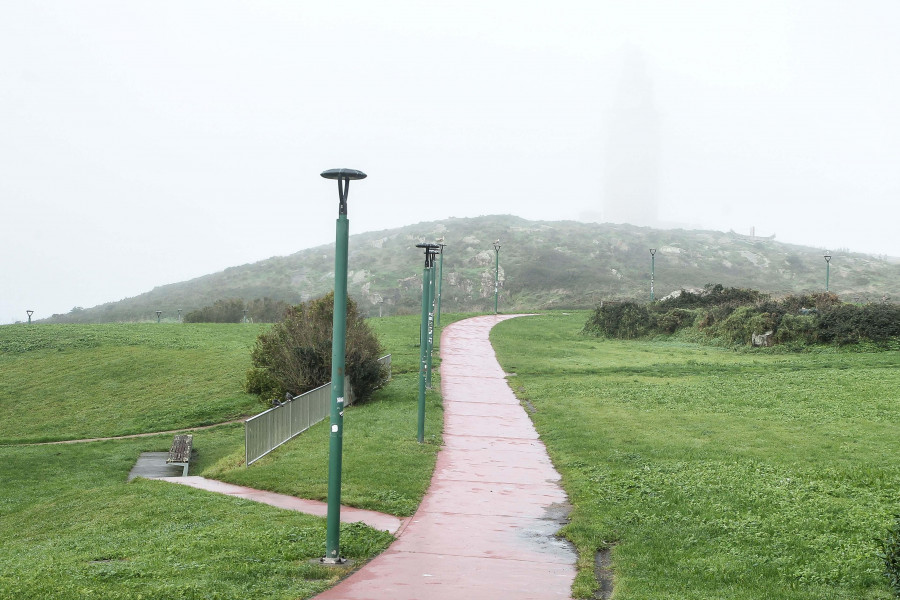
314, 314, 576, 600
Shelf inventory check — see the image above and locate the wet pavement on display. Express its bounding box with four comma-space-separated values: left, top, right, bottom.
314, 314, 576, 600
153, 476, 404, 534
128, 452, 187, 481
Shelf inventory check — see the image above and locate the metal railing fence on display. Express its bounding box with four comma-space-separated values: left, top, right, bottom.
244, 354, 390, 466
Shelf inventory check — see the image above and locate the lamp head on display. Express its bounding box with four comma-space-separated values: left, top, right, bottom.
321, 168, 367, 215
493, 240, 501, 252
320, 168, 367, 181
650, 248, 657, 256
824, 253, 832, 263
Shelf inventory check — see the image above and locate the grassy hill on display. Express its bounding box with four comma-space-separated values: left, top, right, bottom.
43, 215, 900, 323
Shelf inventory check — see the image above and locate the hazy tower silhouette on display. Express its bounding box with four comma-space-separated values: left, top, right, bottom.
603, 50, 660, 226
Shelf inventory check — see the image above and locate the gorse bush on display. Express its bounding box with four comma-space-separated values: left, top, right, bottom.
818, 303, 900, 345
583, 301, 654, 339
585, 284, 900, 348
244, 293, 386, 403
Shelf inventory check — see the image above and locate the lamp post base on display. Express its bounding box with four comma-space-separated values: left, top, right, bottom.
317, 556, 351, 566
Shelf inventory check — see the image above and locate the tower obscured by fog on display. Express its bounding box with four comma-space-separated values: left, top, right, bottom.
603, 50, 660, 226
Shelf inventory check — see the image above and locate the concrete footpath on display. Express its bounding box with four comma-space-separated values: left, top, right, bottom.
314, 314, 576, 600
156, 476, 404, 535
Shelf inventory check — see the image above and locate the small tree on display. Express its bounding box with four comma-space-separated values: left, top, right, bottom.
244, 292, 386, 404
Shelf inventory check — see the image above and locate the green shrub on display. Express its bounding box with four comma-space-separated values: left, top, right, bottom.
819, 303, 900, 345
713, 306, 758, 345
780, 292, 841, 313
774, 313, 818, 345
656, 308, 697, 334
659, 284, 766, 310
880, 515, 900, 597
185, 297, 291, 323
245, 293, 386, 404
584, 301, 655, 339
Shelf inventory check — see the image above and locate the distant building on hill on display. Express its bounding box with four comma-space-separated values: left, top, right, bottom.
602, 49, 660, 227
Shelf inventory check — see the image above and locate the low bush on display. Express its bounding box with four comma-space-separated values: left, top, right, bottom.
585, 284, 900, 348
656, 308, 697, 334
583, 301, 654, 339
244, 293, 386, 404
773, 313, 818, 345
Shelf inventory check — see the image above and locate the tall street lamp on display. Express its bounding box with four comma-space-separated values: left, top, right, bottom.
824, 253, 832, 292
435, 238, 446, 327
650, 248, 657, 302
415, 243, 440, 443
493, 240, 501, 314
156, 311, 162, 323
426, 245, 438, 390
26, 310, 33, 324
320, 167, 367, 564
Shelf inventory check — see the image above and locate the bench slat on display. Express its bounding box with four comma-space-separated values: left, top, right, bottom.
166, 434, 193, 475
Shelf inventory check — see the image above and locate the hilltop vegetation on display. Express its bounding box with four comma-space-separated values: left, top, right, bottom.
585, 284, 900, 349
42, 215, 900, 323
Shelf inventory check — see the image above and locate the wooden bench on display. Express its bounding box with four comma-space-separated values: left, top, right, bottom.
166, 434, 193, 476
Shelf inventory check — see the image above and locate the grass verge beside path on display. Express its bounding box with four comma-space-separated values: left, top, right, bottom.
490, 311, 900, 599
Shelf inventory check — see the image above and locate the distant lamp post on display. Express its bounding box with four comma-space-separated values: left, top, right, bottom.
415, 243, 440, 442
493, 240, 501, 314
177, 309, 182, 321
824, 253, 832, 292
156, 311, 162, 323
320, 167, 367, 565
650, 248, 657, 302
26, 310, 34, 324
242, 309, 248, 323
435, 238, 446, 327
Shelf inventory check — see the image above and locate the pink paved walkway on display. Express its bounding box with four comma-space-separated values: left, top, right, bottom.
315, 314, 576, 600
156, 476, 404, 534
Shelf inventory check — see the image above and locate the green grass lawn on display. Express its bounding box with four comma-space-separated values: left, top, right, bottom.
0, 434, 393, 600
490, 311, 900, 599
0, 323, 267, 443
0, 314, 470, 598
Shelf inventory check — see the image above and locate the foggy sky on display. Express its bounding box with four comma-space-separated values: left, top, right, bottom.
3, 1, 900, 323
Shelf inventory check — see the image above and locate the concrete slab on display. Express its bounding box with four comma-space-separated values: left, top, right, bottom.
127, 452, 185, 481
314, 315, 576, 599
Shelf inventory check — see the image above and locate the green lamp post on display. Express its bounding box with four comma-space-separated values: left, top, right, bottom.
26, 310, 33, 324
426, 245, 438, 390
493, 240, 501, 314
156, 311, 162, 323
415, 243, 440, 443
824, 253, 832, 292
650, 248, 657, 302
435, 238, 446, 327
320, 167, 367, 564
